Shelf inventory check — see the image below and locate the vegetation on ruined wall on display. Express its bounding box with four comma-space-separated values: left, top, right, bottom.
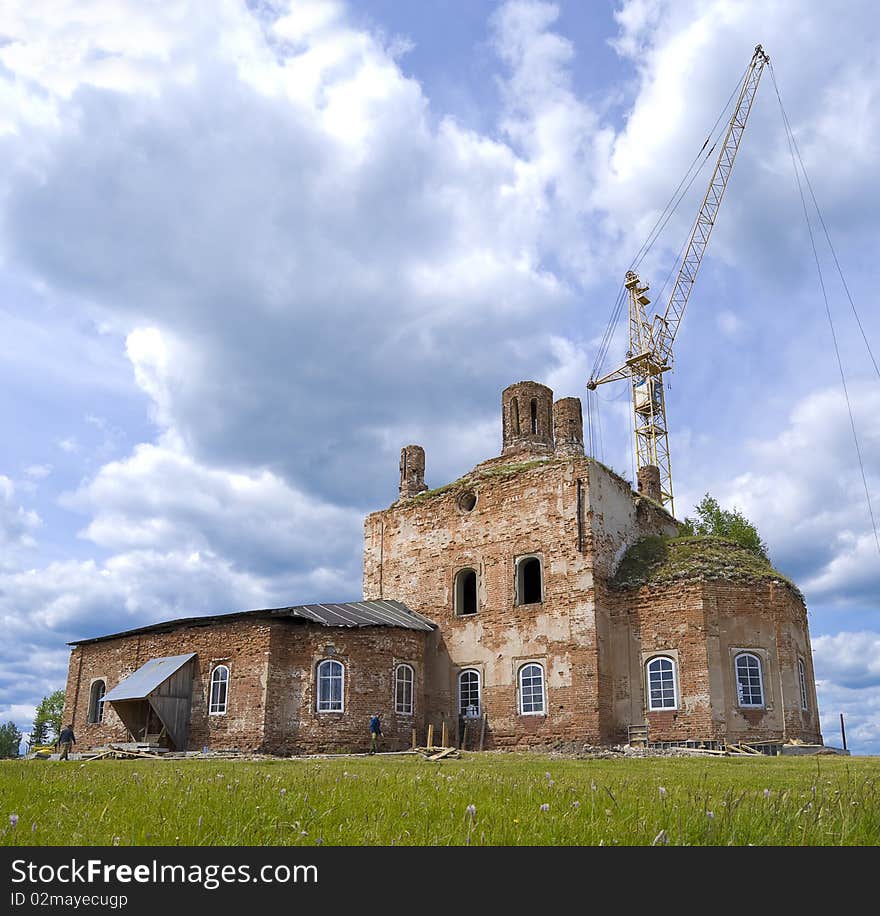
1, 754, 877, 846
612, 535, 801, 596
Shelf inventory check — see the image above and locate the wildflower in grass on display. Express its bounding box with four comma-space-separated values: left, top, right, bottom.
706, 810, 714, 820
571, 801, 580, 809
465, 804, 476, 819
659, 786, 667, 798
652, 830, 669, 846
9, 814, 18, 828
590, 781, 597, 792
763, 788, 771, 800
280, 788, 286, 796
113, 837, 120, 846
539, 804, 549, 812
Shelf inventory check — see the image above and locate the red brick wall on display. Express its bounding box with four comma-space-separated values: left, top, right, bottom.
63, 617, 430, 755
63, 618, 273, 752
363, 456, 677, 748
263, 621, 428, 754
611, 578, 822, 745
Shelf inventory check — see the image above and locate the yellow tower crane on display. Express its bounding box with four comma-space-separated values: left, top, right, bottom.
587, 44, 770, 516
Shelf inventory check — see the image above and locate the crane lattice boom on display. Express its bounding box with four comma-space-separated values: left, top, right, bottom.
588, 45, 770, 515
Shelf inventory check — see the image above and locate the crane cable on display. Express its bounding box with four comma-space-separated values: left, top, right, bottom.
590, 60, 752, 383
769, 63, 880, 557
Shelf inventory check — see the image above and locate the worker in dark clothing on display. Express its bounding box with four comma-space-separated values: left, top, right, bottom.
369, 713, 382, 754
57, 724, 76, 760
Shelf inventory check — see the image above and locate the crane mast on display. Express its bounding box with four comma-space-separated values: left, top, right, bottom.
587, 45, 770, 515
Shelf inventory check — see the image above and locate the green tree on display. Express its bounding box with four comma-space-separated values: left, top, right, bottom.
680, 493, 769, 560
32, 689, 65, 745
0, 721, 22, 758
29, 716, 48, 747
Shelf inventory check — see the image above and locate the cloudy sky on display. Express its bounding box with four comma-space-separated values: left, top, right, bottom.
1, 0, 877, 753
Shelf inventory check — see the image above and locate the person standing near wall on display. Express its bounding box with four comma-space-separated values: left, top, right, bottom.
57, 724, 76, 760
369, 712, 382, 754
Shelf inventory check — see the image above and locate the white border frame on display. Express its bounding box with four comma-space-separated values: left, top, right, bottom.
208, 664, 229, 716
316, 658, 345, 713
645, 655, 678, 711
734, 652, 765, 708
394, 663, 415, 716
458, 668, 481, 718
517, 662, 546, 715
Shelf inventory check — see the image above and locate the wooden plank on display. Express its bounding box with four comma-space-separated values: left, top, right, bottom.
427, 747, 457, 761
426, 724, 434, 750
441, 721, 448, 748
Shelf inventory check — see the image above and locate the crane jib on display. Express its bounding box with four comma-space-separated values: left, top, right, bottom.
587, 45, 769, 516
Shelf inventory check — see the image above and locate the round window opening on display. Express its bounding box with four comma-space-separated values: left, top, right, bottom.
457, 490, 477, 512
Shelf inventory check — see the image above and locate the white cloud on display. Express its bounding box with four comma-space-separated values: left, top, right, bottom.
813, 631, 880, 689
24, 464, 53, 480
0, 476, 41, 552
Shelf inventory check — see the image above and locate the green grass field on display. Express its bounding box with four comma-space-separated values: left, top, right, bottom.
2, 752, 878, 846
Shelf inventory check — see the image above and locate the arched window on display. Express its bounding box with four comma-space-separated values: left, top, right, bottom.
316, 659, 344, 712
516, 556, 543, 605
646, 657, 677, 710
798, 658, 808, 711
395, 664, 414, 716
455, 568, 478, 616
87, 680, 106, 724
518, 663, 545, 715
209, 665, 229, 715
530, 398, 538, 434
735, 653, 765, 708
459, 670, 481, 718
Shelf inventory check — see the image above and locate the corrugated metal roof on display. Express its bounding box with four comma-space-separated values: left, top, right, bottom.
284, 600, 435, 631
103, 653, 196, 702
70, 600, 435, 645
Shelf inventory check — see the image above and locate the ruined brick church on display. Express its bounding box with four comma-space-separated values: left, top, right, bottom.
62, 381, 822, 753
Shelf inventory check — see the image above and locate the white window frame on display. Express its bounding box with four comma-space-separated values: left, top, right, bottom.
209, 665, 229, 715
87, 679, 106, 724
515, 554, 543, 606
454, 567, 478, 616
798, 657, 809, 711
646, 656, 678, 711
735, 652, 765, 708
316, 659, 345, 713
395, 663, 415, 716
458, 669, 481, 718
518, 663, 546, 715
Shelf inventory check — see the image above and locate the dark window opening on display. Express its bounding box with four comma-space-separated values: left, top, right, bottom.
518, 557, 542, 605
458, 490, 477, 512
530, 398, 538, 434
455, 568, 478, 616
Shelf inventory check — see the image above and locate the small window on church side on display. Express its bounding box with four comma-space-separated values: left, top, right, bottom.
459, 669, 481, 717
395, 664, 414, 716
87, 679, 106, 724
209, 665, 229, 715
454, 568, 478, 616
317, 659, 344, 712
530, 398, 538, 434
516, 556, 543, 605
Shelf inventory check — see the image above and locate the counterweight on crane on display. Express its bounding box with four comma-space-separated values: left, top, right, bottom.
587, 45, 770, 515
